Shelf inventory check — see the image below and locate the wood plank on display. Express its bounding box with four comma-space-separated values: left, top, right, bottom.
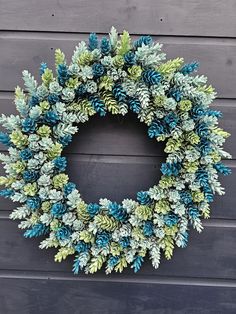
0, 0, 236, 37
64, 154, 164, 203
0, 218, 236, 280
0, 276, 236, 314
0, 34, 236, 98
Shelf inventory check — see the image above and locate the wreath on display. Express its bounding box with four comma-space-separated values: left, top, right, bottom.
0, 27, 231, 274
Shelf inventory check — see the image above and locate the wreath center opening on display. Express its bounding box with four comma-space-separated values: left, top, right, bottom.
63, 112, 166, 203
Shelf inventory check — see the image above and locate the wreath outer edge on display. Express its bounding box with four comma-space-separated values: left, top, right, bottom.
0, 26, 232, 274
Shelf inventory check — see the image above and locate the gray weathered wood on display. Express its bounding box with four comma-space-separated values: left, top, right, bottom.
65, 154, 164, 203
0, 0, 236, 37
0, 276, 236, 314
0, 34, 236, 98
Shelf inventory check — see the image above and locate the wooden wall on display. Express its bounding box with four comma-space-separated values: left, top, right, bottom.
0, 1, 236, 313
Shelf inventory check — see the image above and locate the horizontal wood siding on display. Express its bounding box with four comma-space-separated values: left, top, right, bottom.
0, 0, 236, 37
0, 1, 235, 313
0, 34, 236, 98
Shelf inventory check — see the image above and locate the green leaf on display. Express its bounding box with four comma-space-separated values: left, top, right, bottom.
116, 30, 131, 56
94, 214, 119, 231
42, 68, 54, 87
88, 256, 105, 273
54, 247, 75, 262
55, 48, 65, 66
163, 236, 174, 260
114, 256, 128, 273
157, 58, 184, 76
101, 91, 120, 114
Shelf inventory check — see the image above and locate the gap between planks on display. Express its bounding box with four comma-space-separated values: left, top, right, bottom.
1, 30, 236, 43
0, 269, 236, 288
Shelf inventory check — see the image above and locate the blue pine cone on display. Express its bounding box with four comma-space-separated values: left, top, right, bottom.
29, 95, 40, 107
203, 184, 214, 202
132, 255, 144, 273
87, 203, 100, 217
119, 236, 130, 248
51, 202, 67, 217
23, 170, 39, 183
88, 32, 98, 51
196, 169, 209, 187
47, 93, 60, 105
53, 157, 67, 172
24, 223, 49, 238
128, 97, 141, 113
75, 241, 89, 253
133, 35, 152, 48
59, 134, 73, 147
75, 84, 87, 97
22, 118, 36, 133
57, 64, 69, 86
196, 122, 209, 137
191, 105, 206, 120
160, 162, 181, 177
55, 226, 71, 241
188, 206, 199, 219
39, 62, 48, 75
142, 69, 162, 85
143, 221, 154, 236
180, 191, 193, 205
92, 63, 105, 78
108, 202, 127, 222
95, 231, 110, 248
0, 132, 11, 146
108, 256, 119, 267
163, 213, 179, 227
164, 112, 179, 131
137, 191, 151, 205
26, 197, 41, 210
44, 110, 59, 125
88, 95, 106, 116
169, 89, 182, 102
213, 162, 231, 176
112, 83, 127, 102
148, 119, 165, 138
0, 189, 14, 198
124, 51, 136, 65
100, 37, 111, 55
64, 182, 76, 196
20, 148, 33, 161
180, 61, 199, 75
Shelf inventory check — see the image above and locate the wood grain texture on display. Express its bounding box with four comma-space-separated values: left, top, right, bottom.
0, 276, 236, 314
0, 33, 236, 98
0, 0, 236, 37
